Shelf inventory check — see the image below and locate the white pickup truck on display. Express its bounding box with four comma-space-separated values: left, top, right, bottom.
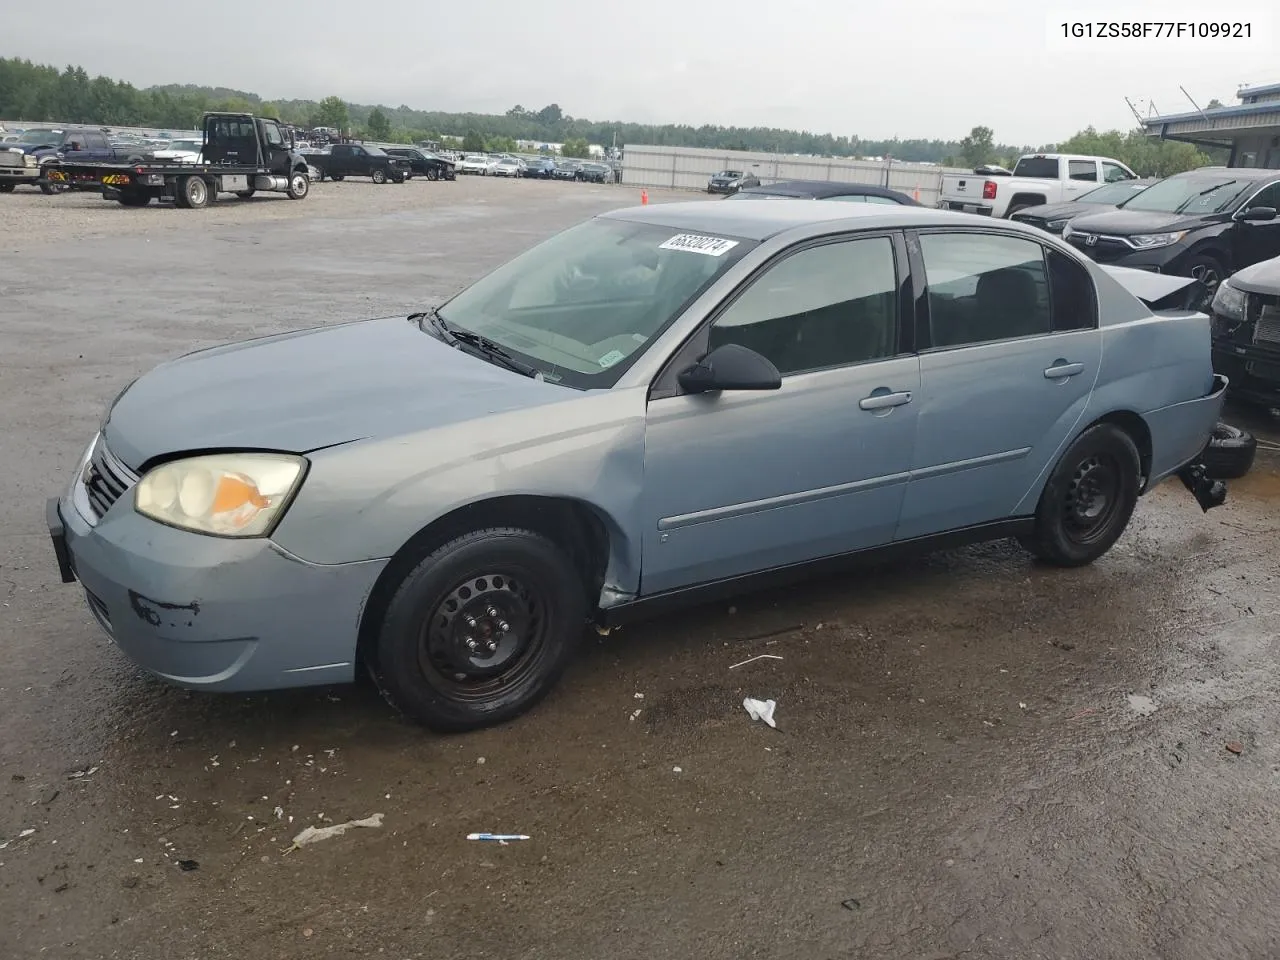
938, 153, 1139, 219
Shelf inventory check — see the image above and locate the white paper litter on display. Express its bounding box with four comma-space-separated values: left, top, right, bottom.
743, 697, 778, 728
290, 813, 384, 847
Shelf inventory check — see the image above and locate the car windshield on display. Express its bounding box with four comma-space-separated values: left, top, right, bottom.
435, 218, 755, 389
18, 129, 59, 144
1078, 181, 1149, 204
1118, 176, 1255, 214
465, 155, 486, 162
717, 171, 743, 178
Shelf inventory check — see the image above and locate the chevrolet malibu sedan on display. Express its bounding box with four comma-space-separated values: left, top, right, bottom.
48, 202, 1230, 732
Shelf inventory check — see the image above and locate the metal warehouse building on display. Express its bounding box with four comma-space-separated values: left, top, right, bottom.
1142, 81, 1280, 169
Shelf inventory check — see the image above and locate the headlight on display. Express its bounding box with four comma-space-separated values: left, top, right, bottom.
24, 154, 36, 167
1126, 231, 1187, 250
1210, 280, 1246, 322
1046, 218, 1069, 231
134, 453, 306, 537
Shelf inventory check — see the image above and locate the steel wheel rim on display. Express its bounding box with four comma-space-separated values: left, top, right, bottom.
418, 570, 549, 703
189, 178, 206, 204
291, 174, 308, 196
1062, 453, 1122, 545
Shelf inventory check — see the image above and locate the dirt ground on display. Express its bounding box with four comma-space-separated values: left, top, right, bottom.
1, 176, 1279, 960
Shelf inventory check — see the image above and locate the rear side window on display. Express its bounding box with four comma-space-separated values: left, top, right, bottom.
1012, 157, 1059, 178
1047, 249, 1097, 331
1068, 160, 1098, 181
919, 233, 1052, 347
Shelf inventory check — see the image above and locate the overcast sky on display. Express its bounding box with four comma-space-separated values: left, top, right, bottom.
3, 0, 1277, 143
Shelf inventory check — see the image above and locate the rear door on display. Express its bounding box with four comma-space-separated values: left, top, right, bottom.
331, 144, 354, 175
1063, 159, 1100, 200
895, 229, 1101, 539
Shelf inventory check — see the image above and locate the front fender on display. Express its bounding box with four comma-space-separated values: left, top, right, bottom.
269, 388, 650, 593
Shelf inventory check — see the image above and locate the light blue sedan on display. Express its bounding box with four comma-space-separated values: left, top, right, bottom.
48, 201, 1229, 732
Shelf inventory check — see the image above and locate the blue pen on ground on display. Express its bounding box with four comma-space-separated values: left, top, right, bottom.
467, 833, 530, 841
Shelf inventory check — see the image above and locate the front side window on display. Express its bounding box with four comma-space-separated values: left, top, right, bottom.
437, 219, 755, 389
263, 123, 284, 147
707, 237, 899, 377
1068, 159, 1098, 182
1243, 182, 1280, 210
1101, 162, 1133, 183
920, 233, 1052, 347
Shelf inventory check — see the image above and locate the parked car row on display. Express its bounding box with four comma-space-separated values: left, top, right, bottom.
455, 152, 621, 183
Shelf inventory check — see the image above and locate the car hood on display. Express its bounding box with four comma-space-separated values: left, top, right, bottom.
1014, 199, 1103, 220
1066, 209, 1209, 235
103, 316, 572, 470
1223, 254, 1280, 295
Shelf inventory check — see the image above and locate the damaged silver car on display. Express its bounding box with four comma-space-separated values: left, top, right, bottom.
48, 201, 1233, 731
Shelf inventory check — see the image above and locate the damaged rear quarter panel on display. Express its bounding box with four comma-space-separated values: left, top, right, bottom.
268, 387, 649, 594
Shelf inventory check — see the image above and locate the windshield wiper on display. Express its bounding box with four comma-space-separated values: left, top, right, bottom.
410, 308, 542, 379
1175, 180, 1236, 213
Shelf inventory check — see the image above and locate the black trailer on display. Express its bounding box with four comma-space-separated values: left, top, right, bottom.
48, 112, 311, 208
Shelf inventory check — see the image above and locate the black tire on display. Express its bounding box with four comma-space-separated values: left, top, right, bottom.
174, 175, 210, 209
116, 190, 150, 207
1181, 253, 1226, 295
371, 528, 587, 733
286, 170, 309, 200
427, 168, 439, 181
39, 166, 67, 195
331, 174, 344, 182
0, 183, 14, 193
372, 167, 387, 184
235, 189, 256, 199
1197, 422, 1257, 479
1021, 423, 1141, 567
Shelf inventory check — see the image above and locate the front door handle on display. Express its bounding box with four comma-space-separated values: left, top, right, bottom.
1044, 361, 1084, 379
859, 390, 913, 411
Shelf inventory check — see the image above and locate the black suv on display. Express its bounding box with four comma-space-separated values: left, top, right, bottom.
384, 147, 456, 181
1063, 167, 1280, 293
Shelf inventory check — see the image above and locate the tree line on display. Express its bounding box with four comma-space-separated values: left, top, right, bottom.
0, 57, 1220, 175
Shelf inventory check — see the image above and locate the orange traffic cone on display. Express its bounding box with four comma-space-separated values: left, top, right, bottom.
641, 189, 648, 205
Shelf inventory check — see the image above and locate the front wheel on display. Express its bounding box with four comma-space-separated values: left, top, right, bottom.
371, 168, 387, 184
287, 171, 309, 199
0, 183, 14, 193
371, 528, 587, 732
427, 168, 439, 181
1182, 253, 1226, 295
1021, 423, 1141, 567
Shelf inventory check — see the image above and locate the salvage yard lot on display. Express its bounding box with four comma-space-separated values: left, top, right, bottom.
2, 178, 1280, 960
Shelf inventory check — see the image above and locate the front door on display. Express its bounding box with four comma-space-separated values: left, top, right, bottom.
640, 234, 920, 595
896, 230, 1102, 540
260, 120, 291, 173
1232, 180, 1280, 269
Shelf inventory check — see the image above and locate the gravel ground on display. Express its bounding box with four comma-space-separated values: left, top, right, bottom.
2, 177, 1280, 960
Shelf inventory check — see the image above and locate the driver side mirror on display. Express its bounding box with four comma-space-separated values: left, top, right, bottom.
677, 343, 782, 395
1239, 206, 1277, 222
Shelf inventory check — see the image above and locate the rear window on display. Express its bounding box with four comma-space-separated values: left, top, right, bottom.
1012, 157, 1061, 179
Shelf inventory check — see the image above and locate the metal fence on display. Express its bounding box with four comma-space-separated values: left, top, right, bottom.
619, 145, 966, 205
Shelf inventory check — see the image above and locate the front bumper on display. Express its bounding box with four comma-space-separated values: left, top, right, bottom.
0, 165, 38, 182
1213, 341, 1280, 406
706, 183, 739, 194
47, 440, 387, 692
937, 200, 994, 215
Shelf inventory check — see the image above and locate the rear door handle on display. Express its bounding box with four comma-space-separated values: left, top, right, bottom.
1044, 362, 1084, 379
859, 391, 913, 410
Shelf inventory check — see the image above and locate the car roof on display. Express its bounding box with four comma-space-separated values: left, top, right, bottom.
601, 198, 1002, 242
739, 180, 915, 202
1168, 166, 1280, 181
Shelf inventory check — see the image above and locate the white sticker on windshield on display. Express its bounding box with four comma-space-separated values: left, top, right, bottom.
659, 234, 740, 257
598, 350, 626, 368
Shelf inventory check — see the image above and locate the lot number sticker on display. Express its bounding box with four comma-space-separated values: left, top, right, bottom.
659, 234, 740, 257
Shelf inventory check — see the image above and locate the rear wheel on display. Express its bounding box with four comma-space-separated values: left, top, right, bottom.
371, 168, 387, 184
330, 174, 344, 182
174, 175, 210, 209
1020, 423, 1141, 567
0, 183, 14, 193
370, 528, 587, 732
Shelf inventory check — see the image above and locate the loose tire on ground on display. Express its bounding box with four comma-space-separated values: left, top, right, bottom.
1020, 423, 1142, 567
174, 175, 210, 209
1197, 422, 1257, 479
370, 527, 588, 733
